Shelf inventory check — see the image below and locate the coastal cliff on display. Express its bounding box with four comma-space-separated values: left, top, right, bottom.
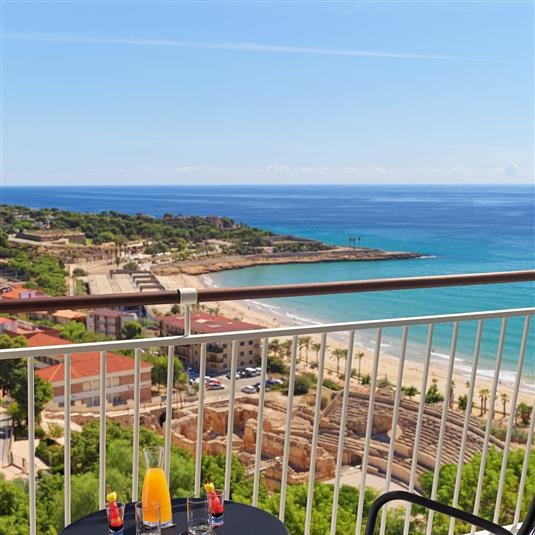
153, 247, 422, 275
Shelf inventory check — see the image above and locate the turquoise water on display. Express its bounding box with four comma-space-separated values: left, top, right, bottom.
2, 185, 534, 382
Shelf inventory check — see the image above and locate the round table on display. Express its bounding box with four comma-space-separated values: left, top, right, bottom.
60, 499, 289, 535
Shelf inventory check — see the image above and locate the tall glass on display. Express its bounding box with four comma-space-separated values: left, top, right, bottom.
141, 447, 173, 527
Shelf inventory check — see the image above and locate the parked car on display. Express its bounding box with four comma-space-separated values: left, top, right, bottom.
241, 385, 257, 394
226, 371, 241, 380
207, 382, 224, 390
244, 367, 261, 377
253, 382, 271, 392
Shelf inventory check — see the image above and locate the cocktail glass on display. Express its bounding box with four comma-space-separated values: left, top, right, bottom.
208, 489, 225, 527
106, 501, 125, 533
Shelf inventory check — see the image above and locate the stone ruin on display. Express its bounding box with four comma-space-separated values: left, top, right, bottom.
67, 386, 503, 492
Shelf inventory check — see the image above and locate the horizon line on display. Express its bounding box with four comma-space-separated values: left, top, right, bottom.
2, 182, 532, 188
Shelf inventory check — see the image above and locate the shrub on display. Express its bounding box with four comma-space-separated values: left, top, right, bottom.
323, 379, 342, 391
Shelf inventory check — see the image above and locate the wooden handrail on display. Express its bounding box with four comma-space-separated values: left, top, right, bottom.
0, 270, 534, 314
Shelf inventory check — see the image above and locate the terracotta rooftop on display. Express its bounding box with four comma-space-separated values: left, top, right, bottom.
26, 332, 70, 347
36, 351, 151, 382
52, 310, 87, 320
0, 285, 47, 300
160, 312, 263, 334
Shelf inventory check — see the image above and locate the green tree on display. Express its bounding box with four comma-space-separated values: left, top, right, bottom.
457, 394, 468, 412
331, 348, 347, 377
500, 392, 509, 418
267, 356, 288, 375
311, 343, 321, 365
298, 336, 312, 365
516, 402, 532, 426
402, 385, 419, 399
425, 379, 444, 404
121, 320, 143, 339
479, 388, 490, 416
355, 351, 365, 384
420, 447, 534, 533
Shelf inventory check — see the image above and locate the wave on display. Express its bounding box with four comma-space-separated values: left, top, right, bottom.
285, 311, 324, 326
431, 351, 465, 363
201, 275, 217, 288
246, 299, 281, 312
418, 255, 438, 259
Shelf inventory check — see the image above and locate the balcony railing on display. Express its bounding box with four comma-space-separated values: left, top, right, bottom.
0, 271, 534, 535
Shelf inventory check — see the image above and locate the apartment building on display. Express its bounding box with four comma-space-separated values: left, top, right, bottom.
159, 312, 263, 374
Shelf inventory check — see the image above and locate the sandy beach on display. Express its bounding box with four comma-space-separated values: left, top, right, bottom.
155, 272, 534, 410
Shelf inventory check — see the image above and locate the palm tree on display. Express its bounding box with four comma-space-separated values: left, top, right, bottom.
299, 336, 312, 366
281, 339, 293, 359
268, 339, 281, 357
355, 351, 364, 384
332, 348, 347, 377
449, 381, 455, 410
312, 342, 321, 365
479, 388, 490, 416
500, 392, 509, 418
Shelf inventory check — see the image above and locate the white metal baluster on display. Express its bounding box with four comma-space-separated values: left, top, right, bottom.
329, 331, 355, 535
355, 328, 382, 535
64, 353, 71, 526
99, 350, 107, 509
252, 337, 269, 507
131, 348, 141, 501
279, 335, 298, 522
224, 340, 238, 496
164, 345, 174, 482
403, 324, 434, 535
304, 333, 328, 535
379, 327, 409, 535
27, 356, 36, 535
493, 315, 531, 524
448, 320, 483, 535
512, 401, 535, 532
194, 343, 207, 495
426, 322, 458, 535
471, 318, 508, 532
184, 304, 192, 336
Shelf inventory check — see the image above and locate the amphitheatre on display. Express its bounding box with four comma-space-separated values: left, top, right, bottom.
74, 385, 503, 492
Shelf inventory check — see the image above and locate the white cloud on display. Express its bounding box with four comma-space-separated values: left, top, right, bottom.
6, 32, 465, 61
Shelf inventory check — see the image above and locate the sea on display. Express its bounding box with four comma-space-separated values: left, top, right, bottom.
2, 185, 534, 387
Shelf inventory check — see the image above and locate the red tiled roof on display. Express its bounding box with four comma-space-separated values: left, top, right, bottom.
26, 332, 70, 346
0, 284, 47, 299
36, 351, 151, 383
52, 310, 87, 320
160, 312, 263, 334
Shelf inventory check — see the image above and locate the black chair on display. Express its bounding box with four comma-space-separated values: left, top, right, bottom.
364, 491, 535, 535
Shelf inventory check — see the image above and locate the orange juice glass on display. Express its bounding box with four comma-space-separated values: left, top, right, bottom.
141, 447, 173, 527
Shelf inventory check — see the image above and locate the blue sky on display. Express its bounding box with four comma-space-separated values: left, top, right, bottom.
2, 1, 533, 186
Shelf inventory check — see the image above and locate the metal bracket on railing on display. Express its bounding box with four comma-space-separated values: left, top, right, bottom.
178, 287, 198, 306
178, 288, 198, 336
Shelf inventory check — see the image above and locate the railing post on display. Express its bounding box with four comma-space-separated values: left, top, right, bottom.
279, 335, 299, 522
252, 337, 269, 507
27, 357, 36, 535
224, 340, 239, 496
164, 345, 175, 482
194, 343, 207, 495
132, 348, 141, 501
64, 353, 72, 527
98, 351, 107, 509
